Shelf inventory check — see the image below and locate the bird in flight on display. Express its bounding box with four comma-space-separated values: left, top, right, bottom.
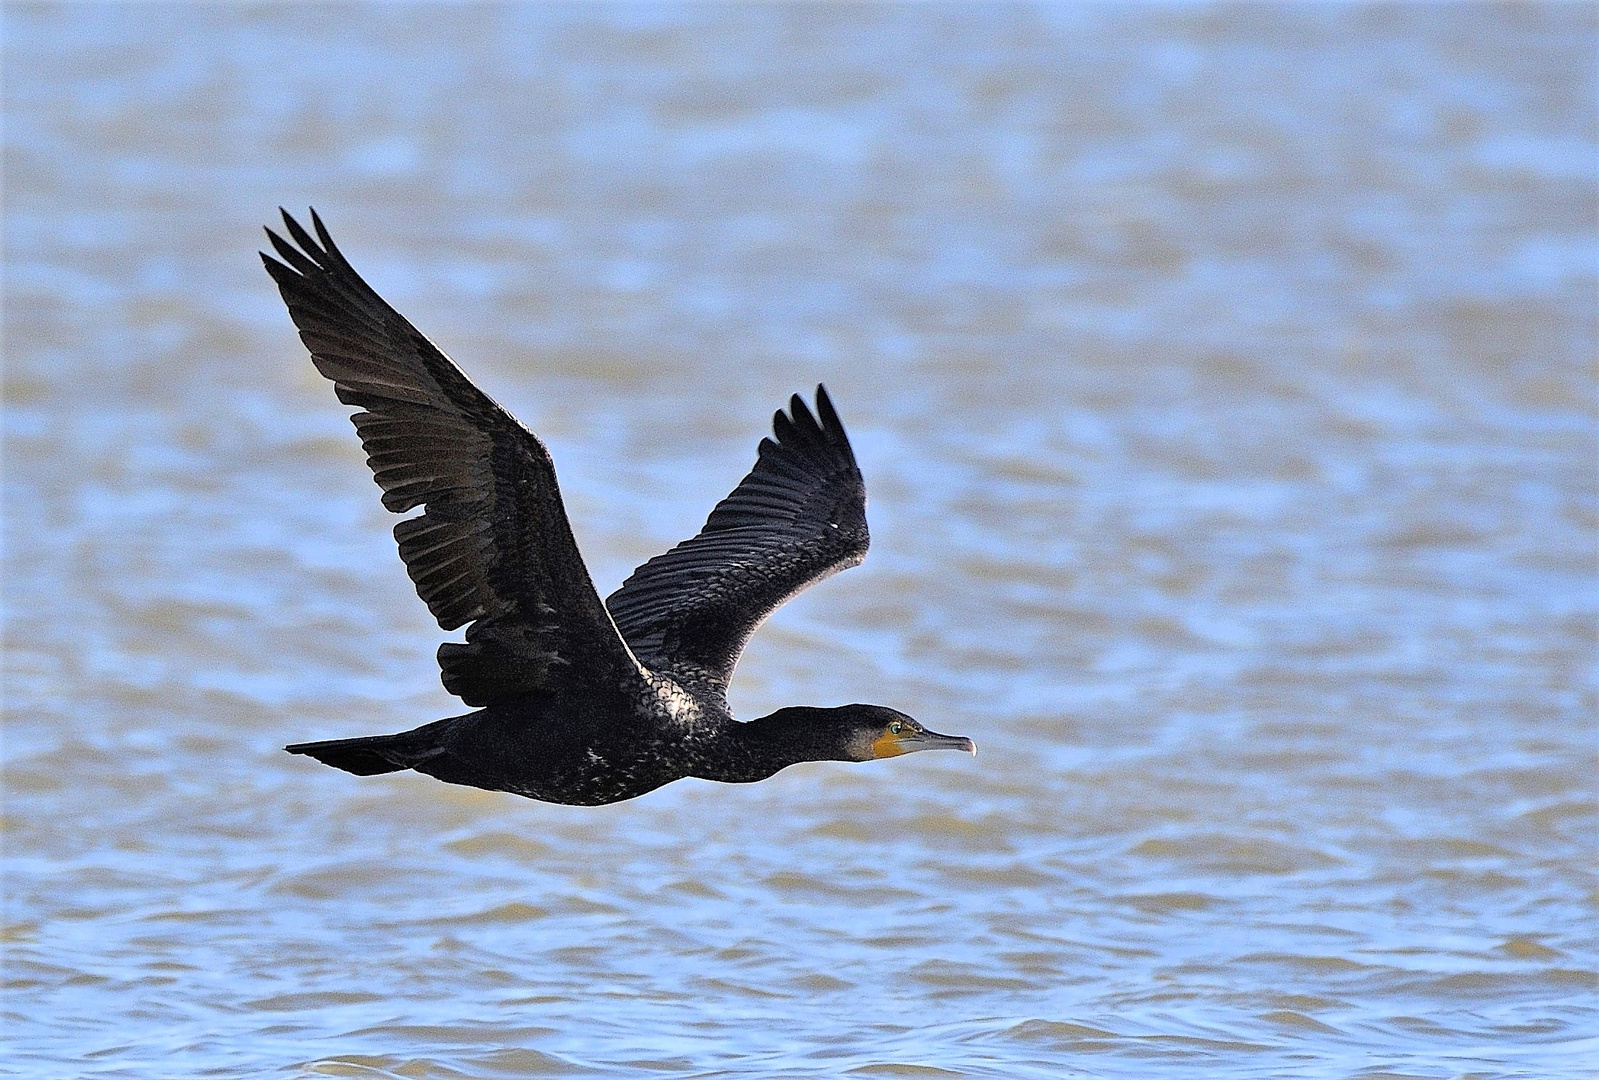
263, 210, 974, 806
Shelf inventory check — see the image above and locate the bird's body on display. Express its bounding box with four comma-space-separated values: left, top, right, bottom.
264, 210, 973, 806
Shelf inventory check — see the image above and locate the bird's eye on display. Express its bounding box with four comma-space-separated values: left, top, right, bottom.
889, 721, 902, 734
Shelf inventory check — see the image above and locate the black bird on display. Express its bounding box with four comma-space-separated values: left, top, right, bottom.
263, 210, 974, 806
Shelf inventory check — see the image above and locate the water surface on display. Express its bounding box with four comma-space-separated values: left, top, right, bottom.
4, 5, 1596, 1077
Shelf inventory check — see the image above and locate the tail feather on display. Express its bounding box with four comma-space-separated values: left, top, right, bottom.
286, 719, 454, 777
286, 735, 409, 775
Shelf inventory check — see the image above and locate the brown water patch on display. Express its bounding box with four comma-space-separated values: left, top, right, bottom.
468, 1047, 596, 1075
443, 832, 556, 862
906, 959, 1032, 994
788, 972, 854, 993
1257, 1010, 1341, 1034
345, 1025, 561, 1045
433, 902, 551, 926
1140, 1033, 1273, 1054
267, 862, 415, 900
1122, 891, 1217, 914
246, 991, 384, 1012
1497, 937, 1562, 961
1237, 953, 1377, 975
1002, 1018, 1120, 1042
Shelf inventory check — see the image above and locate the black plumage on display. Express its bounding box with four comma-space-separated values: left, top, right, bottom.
265, 209, 973, 806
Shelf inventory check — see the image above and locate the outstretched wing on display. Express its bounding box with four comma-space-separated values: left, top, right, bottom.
262, 209, 646, 709
605, 387, 869, 698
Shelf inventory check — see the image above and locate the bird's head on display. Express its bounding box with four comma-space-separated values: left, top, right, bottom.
721, 704, 975, 783
781, 704, 976, 762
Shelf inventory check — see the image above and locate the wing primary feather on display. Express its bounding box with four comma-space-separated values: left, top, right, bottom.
264, 208, 649, 710
605, 386, 869, 698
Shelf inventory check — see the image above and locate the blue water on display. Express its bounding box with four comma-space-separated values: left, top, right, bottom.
4, 4, 1595, 1077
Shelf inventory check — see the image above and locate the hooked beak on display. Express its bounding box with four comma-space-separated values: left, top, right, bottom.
894, 727, 977, 757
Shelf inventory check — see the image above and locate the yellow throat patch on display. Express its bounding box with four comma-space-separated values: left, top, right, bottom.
870, 730, 908, 759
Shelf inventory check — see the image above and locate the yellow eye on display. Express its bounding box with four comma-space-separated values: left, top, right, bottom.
889, 721, 903, 735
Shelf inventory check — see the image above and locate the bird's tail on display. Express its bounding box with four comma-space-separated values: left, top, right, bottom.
285, 718, 453, 777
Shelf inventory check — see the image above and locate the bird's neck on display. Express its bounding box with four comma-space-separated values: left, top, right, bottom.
693, 708, 845, 784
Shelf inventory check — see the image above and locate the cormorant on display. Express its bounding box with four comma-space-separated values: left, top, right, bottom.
263, 210, 974, 806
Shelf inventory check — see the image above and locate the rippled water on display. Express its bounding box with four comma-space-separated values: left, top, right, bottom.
5, 4, 1596, 1077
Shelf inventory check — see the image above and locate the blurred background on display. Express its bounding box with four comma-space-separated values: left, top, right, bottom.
4, 4, 1595, 1078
